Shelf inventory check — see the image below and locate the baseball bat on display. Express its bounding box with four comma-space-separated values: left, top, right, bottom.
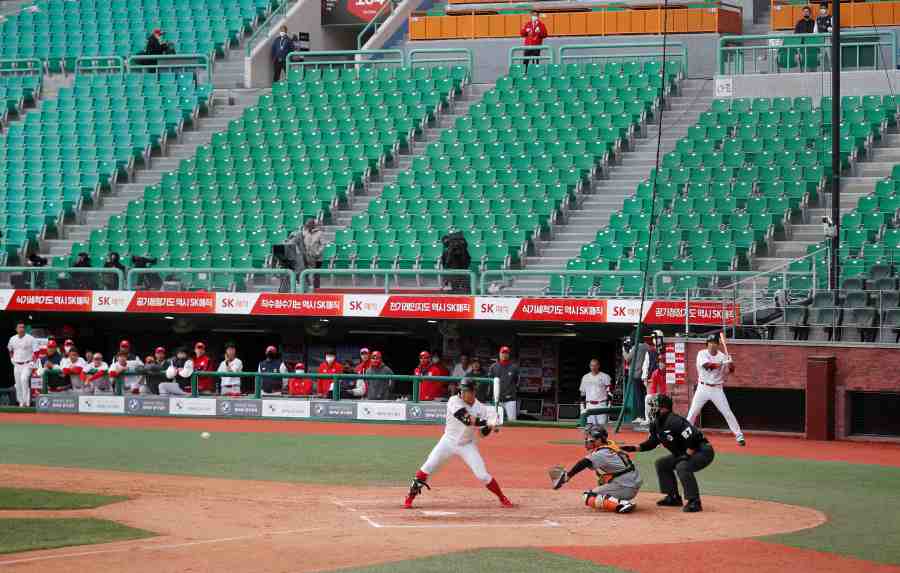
719, 331, 730, 356
493, 376, 505, 426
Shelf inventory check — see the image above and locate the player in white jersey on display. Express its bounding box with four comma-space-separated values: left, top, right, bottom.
404, 378, 513, 509
686, 334, 745, 446
580, 359, 612, 425
8, 323, 38, 407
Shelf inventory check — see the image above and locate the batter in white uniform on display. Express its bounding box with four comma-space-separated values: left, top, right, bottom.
687, 334, 745, 446
404, 378, 513, 509
7, 323, 38, 407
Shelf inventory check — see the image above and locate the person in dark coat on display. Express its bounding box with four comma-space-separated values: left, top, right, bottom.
143, 29, 168, 67
794, 7, 815, 33
271, 25, 295, 83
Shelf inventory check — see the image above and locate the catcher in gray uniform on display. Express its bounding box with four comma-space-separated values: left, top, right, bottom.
550, 425, 643, 514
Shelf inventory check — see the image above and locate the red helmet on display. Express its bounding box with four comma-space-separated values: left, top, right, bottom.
295, 362, 305, 371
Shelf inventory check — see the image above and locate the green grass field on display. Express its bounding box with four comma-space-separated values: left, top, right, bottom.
1, 422, 899, 569
329, 549, 628, 573
0, 518, 153, 555
0, 488, 127, 511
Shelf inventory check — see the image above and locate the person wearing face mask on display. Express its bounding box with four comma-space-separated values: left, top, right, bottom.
162, 347, 193, 396
217, 342, 243, 396
317, 350, 343, 397
364, 351, 394, 401
488, 346, 519, 421
520, 10, 548, 69
193, 342, 215, 394
814, 3, 831, 32
271, 25, 295, 82
288, 363, 314, 396
63, 339, 75, 356
258, 345, 288, 395
794, 6, 814, 33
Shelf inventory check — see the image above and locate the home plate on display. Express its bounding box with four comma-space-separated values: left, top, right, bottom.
422, 511, 458, 517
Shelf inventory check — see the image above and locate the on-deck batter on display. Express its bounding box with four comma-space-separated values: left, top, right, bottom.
404, 378, 513, 509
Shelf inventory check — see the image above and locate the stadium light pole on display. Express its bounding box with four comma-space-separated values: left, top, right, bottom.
830, 1, 841, 291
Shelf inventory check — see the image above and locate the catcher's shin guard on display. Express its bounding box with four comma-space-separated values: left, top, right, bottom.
404, 471, 430, 508
584, 493, 630, 513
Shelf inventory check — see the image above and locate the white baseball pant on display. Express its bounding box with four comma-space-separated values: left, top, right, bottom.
686, 383, 744, 439
584, 401, 608, 425
420, 437, 493, 484
158, 382, 189, 396
502, 400, 517, 421
13, 363, 32, 407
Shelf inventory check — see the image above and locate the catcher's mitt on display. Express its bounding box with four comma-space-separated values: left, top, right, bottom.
549, 465, 569, 490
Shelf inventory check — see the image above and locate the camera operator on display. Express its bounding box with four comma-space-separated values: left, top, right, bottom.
131, 255, 160, 290
71, 252, 95, 290
441, 232, 471, 293
26, 253, 48, 288
102, 252, 126, 290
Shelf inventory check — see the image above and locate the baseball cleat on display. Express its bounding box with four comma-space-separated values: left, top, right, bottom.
737, 437, 746, 447
616, 500, 636, 514
683, 499, 703, 513
657, 494, 683, 507
403, 495, 416, 509
499, 496, 515, 508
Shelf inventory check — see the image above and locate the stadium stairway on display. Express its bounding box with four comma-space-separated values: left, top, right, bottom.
0, 0, 30, 17
37, 48, 264, 260
320, 82, 495, 248
507, 78, 714, 294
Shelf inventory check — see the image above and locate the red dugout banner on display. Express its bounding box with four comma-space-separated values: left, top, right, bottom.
5, 290, 93, 312
643, 300, 740, 326
126, 292, 216, 314
252, 293, 344, 316
509, 298, 607, 322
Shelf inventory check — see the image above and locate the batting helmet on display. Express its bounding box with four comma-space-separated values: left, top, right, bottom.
458, 378, 476, 392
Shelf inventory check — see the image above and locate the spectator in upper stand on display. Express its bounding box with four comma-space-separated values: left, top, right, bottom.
795, 6, 815, 33
520, 10, 548, 69
163, 347, 193, 395
258, 345, 288, 396
84, 353, 111, 394
102, 252, 126, 290
71, 252, 95, 289
217, 342, 243, 396
364, 351, 394, 401
815, 3, 831, 33
193, 342, 214, 394
317, 349, 343, 397
143, 347, 170, 394
302, 219, 325, 290
143, 28, 169, 67
488, 346, 519, 421
60, 347, 88, 394
109, 351, 144, 394
38, 340, 66, 392
288, 362, 315, 396
271, 25, 295, 83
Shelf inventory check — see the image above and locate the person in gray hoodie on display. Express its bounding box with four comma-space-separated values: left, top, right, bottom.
364, 351, 394, 400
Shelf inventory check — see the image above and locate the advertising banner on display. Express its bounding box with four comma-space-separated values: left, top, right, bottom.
509, 298, 607, 322
405, 402, 447, 422
251, 293, 343, 316
322, 0, 387, 26
127, 292, 216, 314
35, 395, 78, 413
378, 296, 475, 320
261, 399, 311, 419
5, 290, 92, 312
125, 396, 170, 416
356, 401, 407, 421
216, 399, 263, 417
169, 397, 217, 416
78, 395, 125, 414
643, 300, 740, 326
309, 400, 357, 420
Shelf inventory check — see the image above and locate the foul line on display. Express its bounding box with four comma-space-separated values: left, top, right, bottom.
0, 527, 325, 567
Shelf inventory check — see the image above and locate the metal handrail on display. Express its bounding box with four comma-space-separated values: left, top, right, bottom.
298, 268, 478, 294
357, 0, 397, 49
717, 30, 896, 75
245, 0, 300, 56
408, 48, 474, 73
285, 49, 405, 79
126, 267, 296, 291
508, 45, 554, 67
0, 266, 125, 289
559, 42, 688, 79
0, 58, 44, 77
75, 56, 125, 74
127, 53, 213, 81
479, 269, 645, 296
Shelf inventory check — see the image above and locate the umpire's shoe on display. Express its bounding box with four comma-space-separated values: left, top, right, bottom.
683, 498, 703, 513
657, 494, 683, 507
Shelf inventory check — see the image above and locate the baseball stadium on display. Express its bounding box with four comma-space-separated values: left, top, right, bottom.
2, 0, 900, 570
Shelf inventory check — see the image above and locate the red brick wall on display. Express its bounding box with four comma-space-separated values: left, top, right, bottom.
673, 340, 900, 438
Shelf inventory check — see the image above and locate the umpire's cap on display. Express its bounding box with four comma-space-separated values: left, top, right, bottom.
706, 333, 720, 344
656, 394, 673, 410
458, 378, 476, 391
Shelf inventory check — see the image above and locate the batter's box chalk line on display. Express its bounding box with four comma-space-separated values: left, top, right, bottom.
331, 499, 561, 529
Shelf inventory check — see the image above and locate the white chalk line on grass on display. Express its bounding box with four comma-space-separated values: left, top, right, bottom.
0, 527, 326, 566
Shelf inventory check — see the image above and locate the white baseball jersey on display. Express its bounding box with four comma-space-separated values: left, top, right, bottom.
110, 359, 144, 392
580, 372, 611, 403
60, 357, 88, 387
8, 334, 38, 363
218, 358, 243, 393
443, 395, 496, 446
695, 349, 731, 386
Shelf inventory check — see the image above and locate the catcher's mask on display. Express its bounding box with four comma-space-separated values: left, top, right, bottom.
648, 394, 673, 424
584, 424, 608, 450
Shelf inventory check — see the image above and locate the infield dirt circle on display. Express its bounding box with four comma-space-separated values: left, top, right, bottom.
0, 465, 825, 572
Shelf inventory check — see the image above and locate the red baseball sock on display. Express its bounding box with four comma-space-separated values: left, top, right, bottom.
416, 470, 428, 481
485, 478, 506, 499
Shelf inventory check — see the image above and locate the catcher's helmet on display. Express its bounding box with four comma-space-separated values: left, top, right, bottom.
458, 378, 476, 392
584, 424, 608, 449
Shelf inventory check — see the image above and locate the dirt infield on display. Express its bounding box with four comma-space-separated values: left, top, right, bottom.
0, 465, 825, 573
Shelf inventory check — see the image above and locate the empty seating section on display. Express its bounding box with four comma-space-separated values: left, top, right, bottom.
0, 0, 271, 72
566, 95, 893, 297
327, 60, 680, 275
0, 73, 41, 123
67, 64, 463, 290
0, 72, 213, 261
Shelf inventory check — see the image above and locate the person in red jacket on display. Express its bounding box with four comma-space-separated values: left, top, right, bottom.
288, 362, 314, 396
520, 10, 548, 69
355, 348, 371, 376
317, 350, 343, 397
193, 342, 214, 394
415, 351, 449, 401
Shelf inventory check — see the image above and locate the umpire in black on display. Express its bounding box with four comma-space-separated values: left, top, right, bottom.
621, 394, 714, 512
